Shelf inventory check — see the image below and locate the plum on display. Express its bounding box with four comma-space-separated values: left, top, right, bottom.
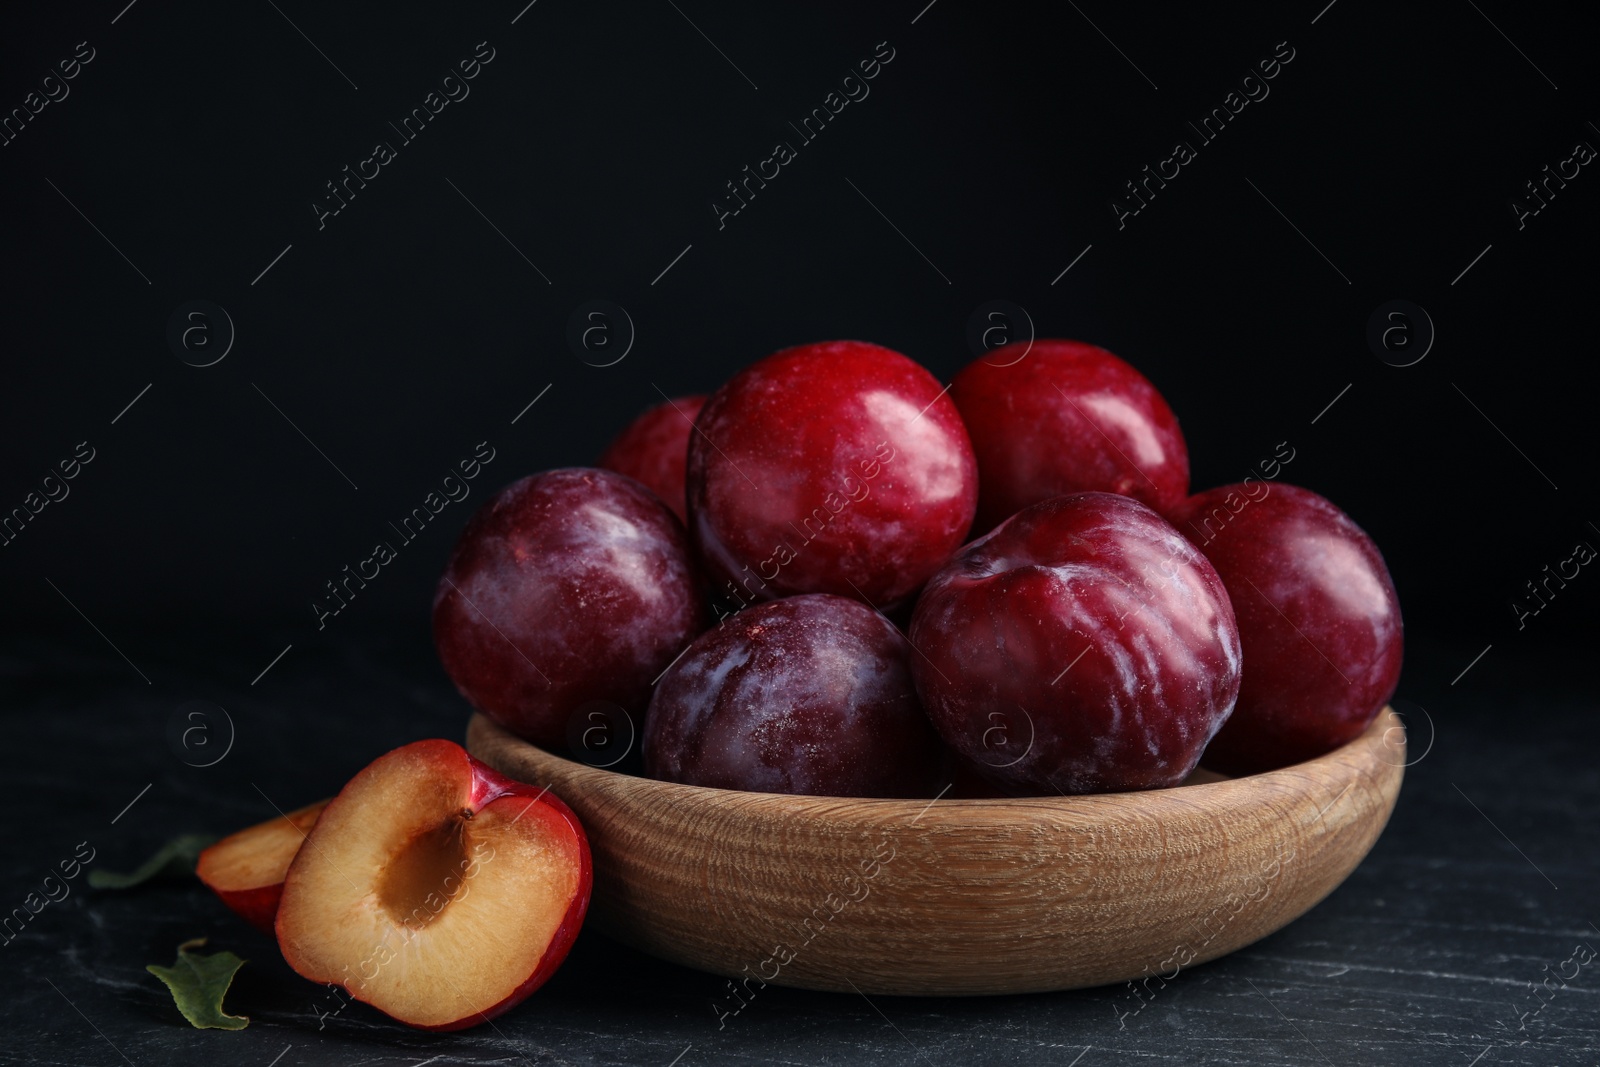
909, 492, 1240, 794
1170, 482, 1402, 774
687, 340, 977, 611
951, 339, 1189, 533
597, 394, 706, 523
433, 468, 707, 749
643, 594, 942, 797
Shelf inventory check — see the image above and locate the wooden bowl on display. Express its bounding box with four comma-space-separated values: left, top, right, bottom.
466, 708, 1403, 996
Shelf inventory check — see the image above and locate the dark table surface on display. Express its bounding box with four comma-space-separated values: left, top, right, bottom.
2, 627, 1594, 1067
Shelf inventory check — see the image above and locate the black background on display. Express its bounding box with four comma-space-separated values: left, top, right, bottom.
1, 0, 1594, 645
2, 1, 1596, 1065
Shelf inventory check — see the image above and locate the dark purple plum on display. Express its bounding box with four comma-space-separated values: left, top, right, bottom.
643, 594, 942, 797
1169, 482, 1403, 775
909, 492, 1241, 794
597, 394, 705, 524
433, 468, 707, 749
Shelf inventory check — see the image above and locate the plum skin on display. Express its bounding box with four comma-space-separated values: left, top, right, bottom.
433, 468, 708, 749
1169, 482, 1403, 775
951, 339, 1189, 534
643, 593, 943, 797
597, 394, 706, 523
908, 492, 1241, 794
687, 340, 978, 610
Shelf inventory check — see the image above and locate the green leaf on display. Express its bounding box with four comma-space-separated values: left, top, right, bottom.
88, 833, 217, 890
146, 938, 249, 1030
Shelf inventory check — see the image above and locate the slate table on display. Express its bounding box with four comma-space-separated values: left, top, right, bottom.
3, 628, 1594, 1067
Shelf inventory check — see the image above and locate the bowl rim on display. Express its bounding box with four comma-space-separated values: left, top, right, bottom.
470, 705, 1402, 820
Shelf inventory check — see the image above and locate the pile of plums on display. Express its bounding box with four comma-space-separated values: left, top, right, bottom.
434, 339, 1402, 798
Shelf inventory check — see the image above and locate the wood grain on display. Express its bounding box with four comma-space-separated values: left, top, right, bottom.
466, 707, 1404, 996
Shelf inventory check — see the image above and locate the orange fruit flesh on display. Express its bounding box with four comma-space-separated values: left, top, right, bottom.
276, 748, 580, 1029
197, 799, 328, 892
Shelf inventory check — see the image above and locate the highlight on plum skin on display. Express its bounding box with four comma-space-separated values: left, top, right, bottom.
597, 394, 707, 524
909, 492, 1241, 796
1170, 482, 1403, 776
432, 468, 708, 751
643, 593, 945, 798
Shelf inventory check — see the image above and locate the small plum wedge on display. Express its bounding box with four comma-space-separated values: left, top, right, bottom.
196, 799, 330, 935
